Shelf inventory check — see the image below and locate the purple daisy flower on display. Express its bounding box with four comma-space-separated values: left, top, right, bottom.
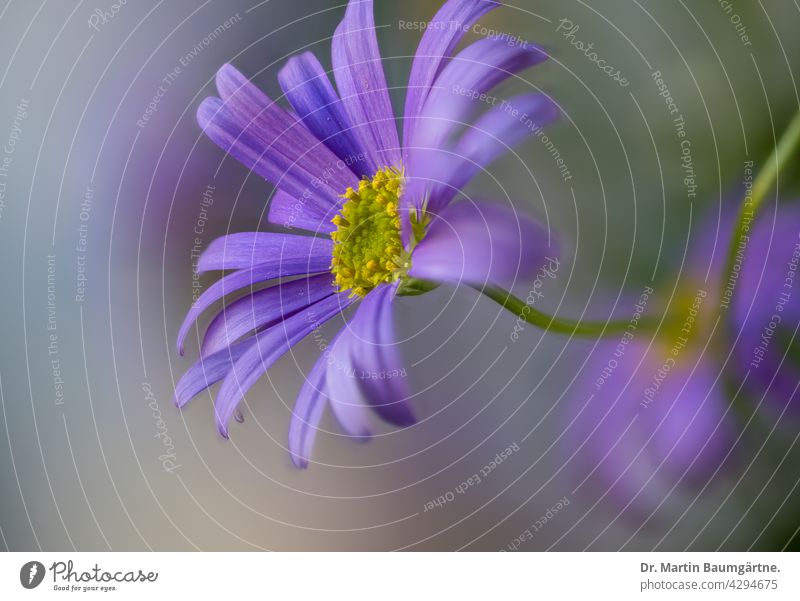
176, 0, 559, 467
563, 215, 736, 519
731, 203, 800, 413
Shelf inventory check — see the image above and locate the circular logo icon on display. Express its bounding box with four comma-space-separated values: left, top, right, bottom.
20, 561, 45, 589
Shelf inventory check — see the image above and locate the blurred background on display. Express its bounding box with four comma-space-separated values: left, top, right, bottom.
1, 0, 799, 551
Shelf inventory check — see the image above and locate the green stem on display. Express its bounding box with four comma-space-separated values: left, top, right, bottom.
721, 109, 800, 305
473, 284, 657, 338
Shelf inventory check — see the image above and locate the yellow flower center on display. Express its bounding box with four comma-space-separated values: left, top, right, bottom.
662, 284, 709, 347
330, 167, 409, 298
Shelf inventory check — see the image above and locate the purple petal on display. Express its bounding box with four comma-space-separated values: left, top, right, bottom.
409, 201, 556, 287
214, 294, 353, 437
402, 0, 500, 152
198, 65, 357, 208
324, 328, 373, 439
278, 51, 371, 178
177, 252, 331, 355
273, 286, 418, 468
215, 65, 357, 195
201, 274, 335, 357
197, 232, 332, 272
413, 37, 547, 149
421, 93, 560, 208
341, 284, 415, 426
332, 0, 400, 171
732, 204, 800, 411
405, 36, 547, 214
174, 337, 258, 408
267, 189, 337, 235
288, 349, 330, 469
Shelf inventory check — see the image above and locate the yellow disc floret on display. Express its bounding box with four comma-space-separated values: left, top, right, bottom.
330, 167, 408, 297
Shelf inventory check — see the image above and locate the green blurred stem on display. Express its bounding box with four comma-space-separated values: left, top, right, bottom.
473, 284, 656, 338
721, 109, 800, 304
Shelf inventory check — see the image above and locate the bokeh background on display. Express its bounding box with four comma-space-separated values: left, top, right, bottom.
1, 0, 799, 551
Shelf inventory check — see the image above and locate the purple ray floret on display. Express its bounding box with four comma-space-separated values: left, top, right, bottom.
731, 203, 800, 413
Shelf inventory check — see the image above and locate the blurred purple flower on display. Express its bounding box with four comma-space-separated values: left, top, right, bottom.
732, 204, 800, 413
175, 0, 559, 467
565, 211, 736, 517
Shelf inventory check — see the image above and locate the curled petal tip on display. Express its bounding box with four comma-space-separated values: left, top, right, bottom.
216, 418, 230, 440
394, 411, 416, 428
176, 327, 189, 356
290, 454, 309, 469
